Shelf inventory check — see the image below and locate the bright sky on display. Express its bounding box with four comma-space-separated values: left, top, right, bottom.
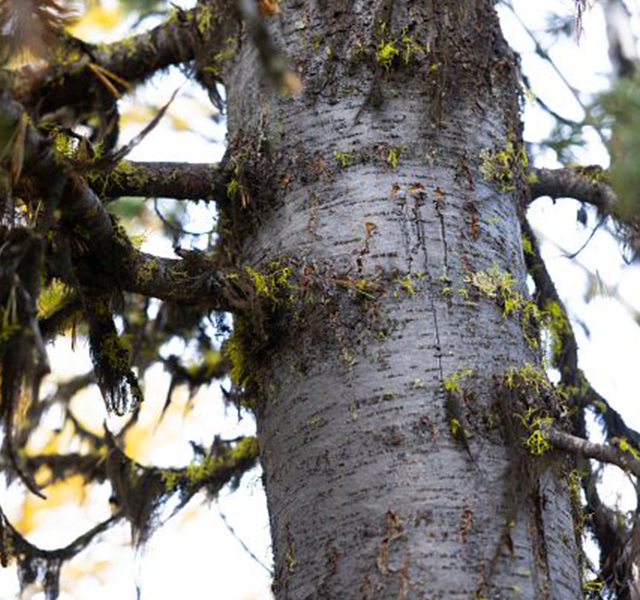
1, 1, 640, 599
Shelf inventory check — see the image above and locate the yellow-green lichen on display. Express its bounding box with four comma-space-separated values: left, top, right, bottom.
37, 278, 71, 319
376, 37, 399, 71
387, 147, 401, 169
335, 151, 355, 168
137, 258, 158, 285
479, 140, 527, 193
466, 263, 541, 345
514, 406, 553, 455
541, 301, 571, 366
100, 332, 132, 371
443, 368, 474, 395
503, 363, 552, 396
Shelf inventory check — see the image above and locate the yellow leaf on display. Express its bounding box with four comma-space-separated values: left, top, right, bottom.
168, 113, 191, 131
68, 6, 123, 37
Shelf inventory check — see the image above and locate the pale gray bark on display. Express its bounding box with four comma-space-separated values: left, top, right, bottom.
219, 1, 584, 598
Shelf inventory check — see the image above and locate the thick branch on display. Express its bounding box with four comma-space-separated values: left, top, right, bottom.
529, 166, 617, 213
529, 166, 640, 257
12, 5, 206, 115
125, 251, 232, 304
1, 93, 235, 307
101, 161, 226, 201
546, 425, 640, 480
11, 1, 235, 115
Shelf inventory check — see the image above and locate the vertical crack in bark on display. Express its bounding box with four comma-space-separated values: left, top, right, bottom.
396, 190, 413, 271
433, 186, 450, 275
412, 192, 446, 392
530, 484, 552, 600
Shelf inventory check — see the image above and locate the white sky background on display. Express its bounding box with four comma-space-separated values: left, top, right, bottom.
1, 0, 640, 598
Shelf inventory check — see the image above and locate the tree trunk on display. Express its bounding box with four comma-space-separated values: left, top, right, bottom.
220, 1, 583, 598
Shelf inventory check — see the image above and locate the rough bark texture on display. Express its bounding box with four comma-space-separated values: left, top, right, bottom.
218, 1, 583, 598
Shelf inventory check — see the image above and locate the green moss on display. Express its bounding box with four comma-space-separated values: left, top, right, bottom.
120, 36, 137, 58
541, 301, 571, 366
196, 3, 215, 35
202, 36, 237, 78
575, 165, 606, 184
399, 27, 425, 64
0, 309, 20, 343
225, 320, 254, 390
244, 262, 294, 303
160, 469, 180, 491
53, 131, 77, 163
567, 468, 583, 506
582, 580, 605, 594
394, 274, 416, 295
285, 545, 297, 573
0, 282, 20, 343
479, 140, 527, 192
374, 24, 423, 71
183, 437, 259, 485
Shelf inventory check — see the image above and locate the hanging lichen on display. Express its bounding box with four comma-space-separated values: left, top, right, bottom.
85, 293, 143, 415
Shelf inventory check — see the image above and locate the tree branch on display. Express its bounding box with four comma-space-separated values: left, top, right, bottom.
100, 161, 226, 201
523, 217, 640, 596
545, 425, 640, 480
528, 166, 640, 257
1, 92, 236, 308
529, 166, 617, 213
12, 5, 208, 116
